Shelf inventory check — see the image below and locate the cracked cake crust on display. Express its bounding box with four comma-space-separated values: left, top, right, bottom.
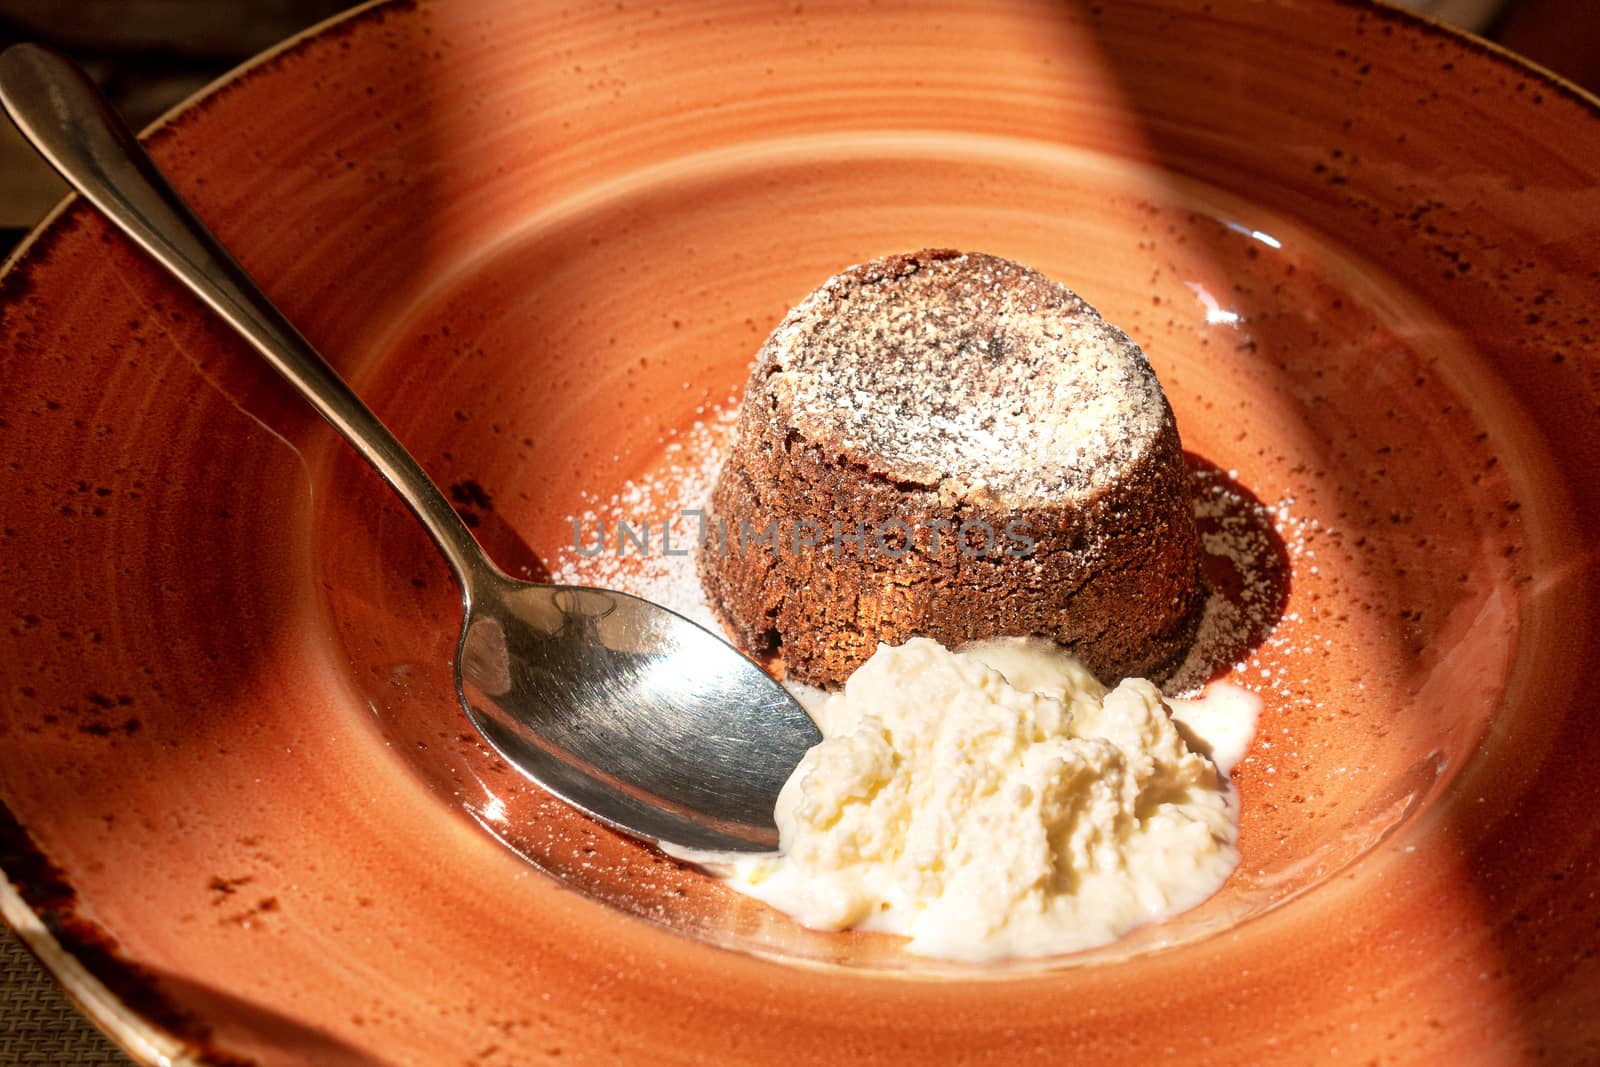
698, 249, 1200, 687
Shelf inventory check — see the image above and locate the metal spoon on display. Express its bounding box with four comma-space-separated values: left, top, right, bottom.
0, 43, 819, 853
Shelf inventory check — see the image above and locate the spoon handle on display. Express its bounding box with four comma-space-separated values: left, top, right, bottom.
0, 43, 491, 593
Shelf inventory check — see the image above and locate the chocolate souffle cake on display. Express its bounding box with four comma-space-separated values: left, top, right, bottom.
697, 249, 1200, 687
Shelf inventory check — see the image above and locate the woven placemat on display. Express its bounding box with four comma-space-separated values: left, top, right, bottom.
0, 928, 133, 1067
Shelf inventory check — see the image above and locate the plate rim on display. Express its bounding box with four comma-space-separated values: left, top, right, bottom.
0, 5, 417, 1060
0, 0, 1596, 1062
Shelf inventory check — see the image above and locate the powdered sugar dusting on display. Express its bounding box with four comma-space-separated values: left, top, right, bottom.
549, 409, 733, 634
761, 251, 1172, 507
1166, 468, 1310, 698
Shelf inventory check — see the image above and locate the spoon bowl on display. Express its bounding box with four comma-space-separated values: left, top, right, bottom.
461, 580, 816, 850
0, 42, 819, 853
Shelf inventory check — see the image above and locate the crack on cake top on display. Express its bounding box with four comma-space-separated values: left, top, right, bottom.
759, 250, 1174, 508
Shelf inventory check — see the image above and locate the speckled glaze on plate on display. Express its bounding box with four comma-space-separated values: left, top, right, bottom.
2, 0, 1598, 1063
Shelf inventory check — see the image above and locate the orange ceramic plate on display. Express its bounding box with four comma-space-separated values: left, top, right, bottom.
2, 0, 1598, 1063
